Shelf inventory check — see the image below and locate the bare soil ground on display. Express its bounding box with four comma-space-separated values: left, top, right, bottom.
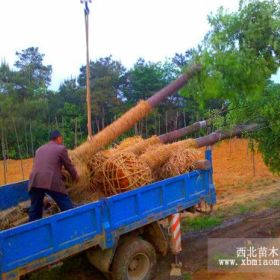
0, 138, 278, 187
153, 207, 280, 280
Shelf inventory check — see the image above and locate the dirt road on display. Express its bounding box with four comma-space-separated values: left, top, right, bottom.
178, 208, 280, 280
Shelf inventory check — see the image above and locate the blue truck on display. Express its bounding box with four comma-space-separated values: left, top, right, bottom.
0, 149, 216, 280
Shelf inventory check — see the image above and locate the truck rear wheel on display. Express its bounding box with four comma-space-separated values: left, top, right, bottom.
111, 237, 156, 280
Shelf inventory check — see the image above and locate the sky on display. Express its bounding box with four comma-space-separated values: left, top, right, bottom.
0, 0, 279, 90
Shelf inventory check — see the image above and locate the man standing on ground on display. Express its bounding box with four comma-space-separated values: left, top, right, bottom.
28, 130, 79, 221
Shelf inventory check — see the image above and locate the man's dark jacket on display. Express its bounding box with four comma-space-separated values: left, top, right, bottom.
28, 141, 78, 194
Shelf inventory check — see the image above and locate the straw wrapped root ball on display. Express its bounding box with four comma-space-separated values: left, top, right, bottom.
88, 150, 113, 192
115, 136, 144, 151
139, 138, 197, 170
158, 148, 200, 179
123, 135, 162, 156
101, 152, 153, 196
65, 151, 92, 201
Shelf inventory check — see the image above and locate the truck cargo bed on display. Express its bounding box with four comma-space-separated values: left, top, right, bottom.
0, 151, 216, 280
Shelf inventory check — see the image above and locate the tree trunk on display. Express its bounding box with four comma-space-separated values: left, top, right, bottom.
134, 123, 138, 135
102, 107, 105, 129
165, 111, 168, 133
158, 115, 161, 135
176, 111, 179, 129
145, 117, 148, 138
183, 112, 186, 127
24, 121, 29, 157
4, 127, 9, 159
159, 120, 208, 143
13, 120, 24, 180
30, 120, 34, 157
74, 118, 78, 148
73, 65, 202, 158
147, 64, 201, 107
195, 124, 258, 148
95, 117, 100, 133
1, 127, 7, 184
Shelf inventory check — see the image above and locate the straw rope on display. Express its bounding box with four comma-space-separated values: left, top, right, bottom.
122, 135, 162, 156
158, 148, 200, 179
66, 151, 91, 201
101, 152, 152, 196
96, 139, 198, 196
139, 138, 198, 170
115, 136, 144, 150
87, 150, 113, 193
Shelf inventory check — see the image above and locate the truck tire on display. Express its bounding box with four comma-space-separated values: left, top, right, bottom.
111, 237, 156, 280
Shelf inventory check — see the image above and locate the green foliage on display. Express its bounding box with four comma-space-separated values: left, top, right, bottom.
78, 56, 127, 131
250, 83, 280, 173
179, 0, 280, 173
0, 49, 192, 159
15, 47, 52, 88
181, 0, 279, 107
225, 82, 280, 173
1, 0, 279, 168
124, 58, 167, 103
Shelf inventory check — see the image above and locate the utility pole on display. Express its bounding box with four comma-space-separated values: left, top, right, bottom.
81, 0, 93, 138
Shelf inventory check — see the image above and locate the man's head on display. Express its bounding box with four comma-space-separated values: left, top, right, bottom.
50, 130, 63, 145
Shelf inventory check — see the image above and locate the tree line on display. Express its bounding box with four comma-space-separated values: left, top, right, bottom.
0, 48, 209, 159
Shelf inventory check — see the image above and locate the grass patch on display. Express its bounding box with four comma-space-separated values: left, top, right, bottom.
183, 273, 192, 280
266, 197, 280, 208
182, 191, 280, 233
182, 215, 222, 231
230, 200, 258, 216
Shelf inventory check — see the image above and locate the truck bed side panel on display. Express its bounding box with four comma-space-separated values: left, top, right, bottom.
106, 171, 212, 239
0, 201, 103, 274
